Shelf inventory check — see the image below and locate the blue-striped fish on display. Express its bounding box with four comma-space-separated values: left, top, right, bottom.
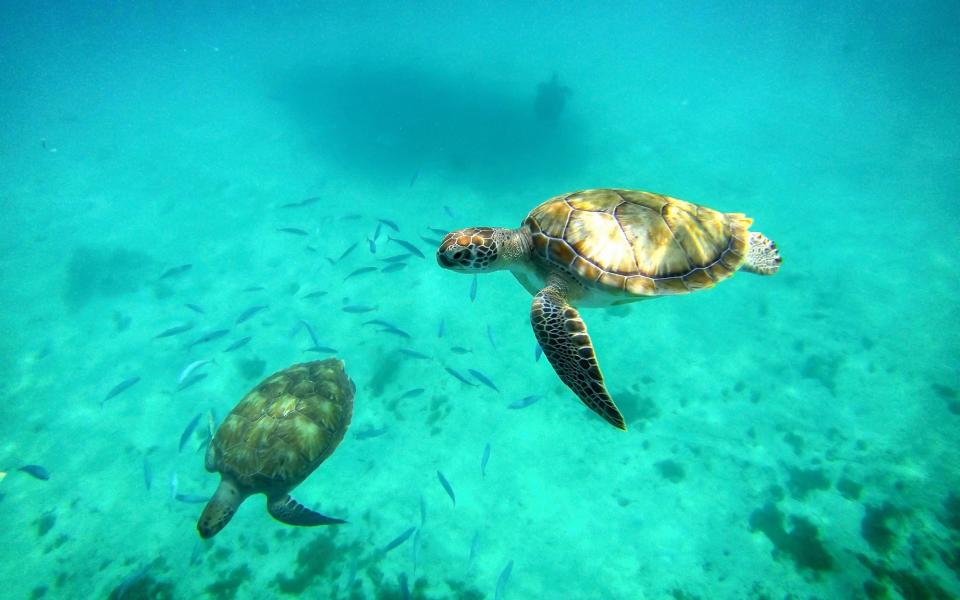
143, 457, 152, 490
534, 343, 543, 362
301, 290, 328, 299
437, 471, 455, 505
469, 274, 478, 302
184, 303, 205, 314
299, 319, 321, 348
399, 348, 430, 360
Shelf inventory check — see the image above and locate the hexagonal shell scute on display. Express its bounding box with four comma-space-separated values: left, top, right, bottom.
211, 359, 355, 490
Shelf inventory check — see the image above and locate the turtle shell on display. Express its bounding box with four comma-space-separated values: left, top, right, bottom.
523, 189, 753, 296
210, 359, 354, 490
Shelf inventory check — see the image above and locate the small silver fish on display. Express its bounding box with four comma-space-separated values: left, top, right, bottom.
381, 253, 412, 263
445, 367, 478, 387
143, 458, 152, 490
342, 305, 377, 313
277, 227, 309, 236
344, 266, 377, 281
399, 388, 425, 400
154, 323, 194, 338
469, 274, 478, 302
354, 425, 388, 440
306, 345, 339, 354
437, 319, 445, 338
481, 442, 491, 478
468, 531, 480, 565
103, 376, 140, 405
177, 372, 208, 391
336, 241, 359, 262
378, 218, 400, 232
380, 325, 411, 339
487, 325, 497, 349
159, 264, 192, 280
178, 359, 213, 385
387, 236, 425, 259
419, 234, 442, 246
450, 346, 472, 355
437, 471, 456, 505
175, 493, 209, 504
235, 305, 268, 324
508, 395, 542, 409
399, 348, 430, 360
187, 329, 229, 348
373, 222, 383, 241
384, 526, 416, 553
224, 336, 252, 352
495, 560, 514, 600
299, 319, 321, 348
301, 290, 328, 299
534, 343, 543, 362
367, 237, 377, 254
184, 303, 205, 314
18, 464, 50, 480
381, 262, 407, 273
468, 369, 500, 393
179, 413, 202, 452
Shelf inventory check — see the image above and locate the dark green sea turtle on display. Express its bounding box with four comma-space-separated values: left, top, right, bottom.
437, 188, 781, 430
197, 359, 354, 538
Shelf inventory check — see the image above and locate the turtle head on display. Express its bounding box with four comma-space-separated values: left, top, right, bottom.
437, 227, 504, 272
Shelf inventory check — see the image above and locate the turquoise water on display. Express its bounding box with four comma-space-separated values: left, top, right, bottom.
1, 2, 958, 598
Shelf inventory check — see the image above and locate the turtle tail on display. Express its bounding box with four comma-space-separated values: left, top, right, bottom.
197, 477, 245, 539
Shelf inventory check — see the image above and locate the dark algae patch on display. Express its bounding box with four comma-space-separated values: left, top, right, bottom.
273, 529, 358, 594
861, 502, 901, 554
655, 460, 685, 483
857, 553, 953, 600
785, 465, 830, 499
749, 502, 833, 573
205, 565, 252, 600
836, 476, 863, 500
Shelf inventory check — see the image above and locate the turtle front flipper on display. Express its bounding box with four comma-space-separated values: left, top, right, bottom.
531, 282, 627, 430
268, 495, 346, 527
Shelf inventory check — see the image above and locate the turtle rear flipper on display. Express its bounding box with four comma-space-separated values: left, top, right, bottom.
268, 495, 345, 527
531, 280, 627, 430
742, 232, 781, 275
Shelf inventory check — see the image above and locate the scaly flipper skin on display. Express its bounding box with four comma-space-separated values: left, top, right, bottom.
268, 495, 345, 526
531, 279, 627, 430
742, 232, 782, 275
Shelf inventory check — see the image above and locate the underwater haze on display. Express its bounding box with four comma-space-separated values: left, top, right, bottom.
1, 1, 959, 598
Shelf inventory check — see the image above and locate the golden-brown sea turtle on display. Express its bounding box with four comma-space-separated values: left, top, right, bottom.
437, 189, 781, 430
197, 359, 354, 538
